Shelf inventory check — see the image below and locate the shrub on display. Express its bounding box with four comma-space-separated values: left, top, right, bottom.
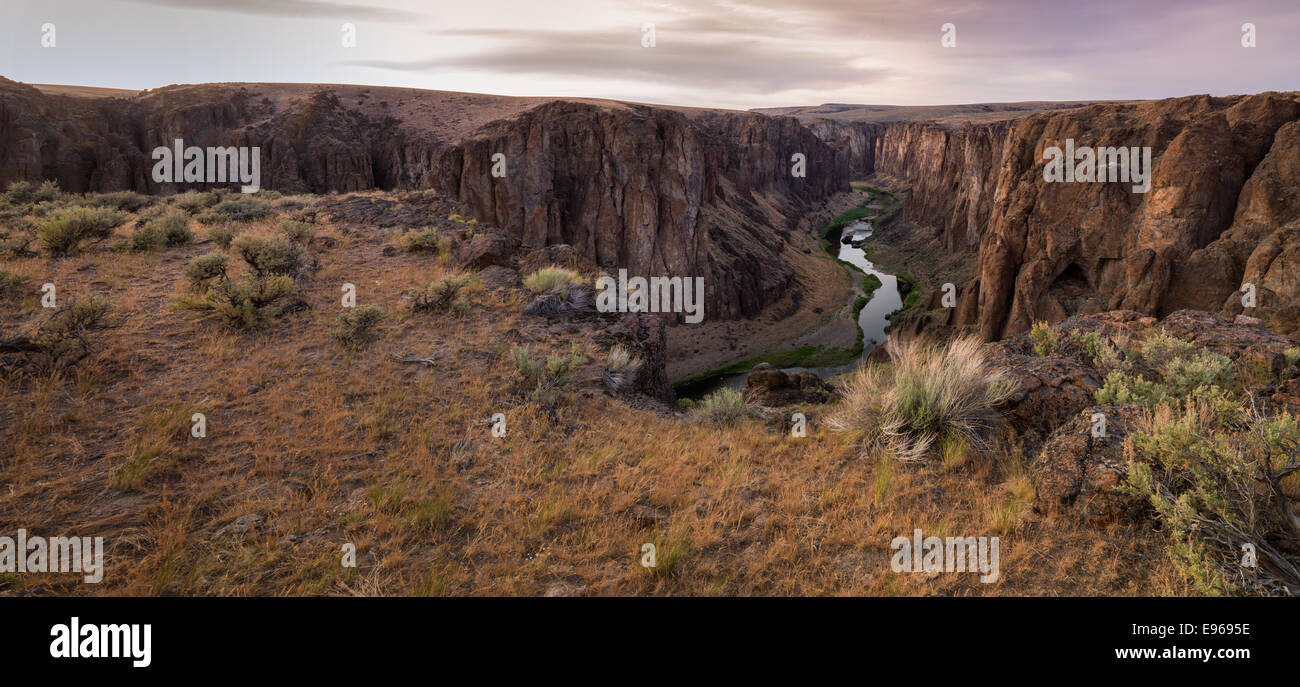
170, 191, 218, 214
826, 336, 1013, 462
2, 180, 35, 205
276, 220, 315, 243
36, 206, 127, 254
6, 296, 115, 371
175, 274, 296, 329
1139, 330, 1196, 368
89, 190, 153, 212
183, 253, 229, 289
175, 240, 300, 328
334, 305, 387, 349
1123, 400, 1300, 595
0, 269, 31, 301
211, 197, 274, 222
1160, 350, 1235, 397
0, 224, 35, 258
207, 224, 237, 249
129, 211, 193, 251
409, 273, 476, 313
1029, 321, 1057, 356
523, 266, 583, 295
397, 228, 449, 254
231, 234, 303, 278
1066, 330, 1105, 361
1095, 370, 1168, 407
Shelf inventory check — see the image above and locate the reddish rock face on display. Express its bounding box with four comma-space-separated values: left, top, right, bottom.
862, 93, 1300, 340
0, 78, 856, 323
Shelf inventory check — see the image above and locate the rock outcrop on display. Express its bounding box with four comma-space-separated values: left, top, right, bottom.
743, 363, 834, 405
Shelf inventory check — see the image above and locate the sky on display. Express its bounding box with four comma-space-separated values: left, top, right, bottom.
2, 0, 1299, 110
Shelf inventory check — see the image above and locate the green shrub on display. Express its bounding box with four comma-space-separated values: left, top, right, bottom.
397, 228, 449, 254
1029, 321, 1057, 356
276, 220, 315, 243
36, 206, 127, 254
1139, 330, 1196, 368
175, 240, 300, 328
523, 266, 583, 294
409, 273, 476, 313
1161, 350, 1235, 397
212, 197, 274, 222
207, 224, 237, 249
175, 274, 297, 329
334, 305, 387, 349
827, 336, 1014, 462
1095, 370, 1168, 406
1123, 400, 1300, 595
1067, 330, 1105, 361
89, 190, 153, 212
3, 180, 36, 205
170, 191, 218, 214
129, 211, 193, 251
183, 253, 229, 289
231, 234, 303, 278
0, 225, 34, 258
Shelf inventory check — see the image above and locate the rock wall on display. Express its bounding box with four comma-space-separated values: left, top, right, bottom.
0, 78, 856, 321
841, 93, 1300, 340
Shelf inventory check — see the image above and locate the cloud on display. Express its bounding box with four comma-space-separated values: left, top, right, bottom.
346, 23, 890, 93
110, 0, 423, 22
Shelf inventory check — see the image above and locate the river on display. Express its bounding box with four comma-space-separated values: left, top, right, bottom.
675, 212, 903, 398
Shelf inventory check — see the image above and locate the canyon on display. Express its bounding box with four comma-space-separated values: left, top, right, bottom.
4, 77, 1299, 344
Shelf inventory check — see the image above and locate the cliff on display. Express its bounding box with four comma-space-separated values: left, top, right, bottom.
0, 77, 854, 321
852, 93, 1300, 339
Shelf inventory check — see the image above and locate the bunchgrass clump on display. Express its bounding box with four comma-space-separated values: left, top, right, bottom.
511, 343, 586, 404
693, 388, 759, 426
523, 266, 583, 295
827, 336, 1013, 462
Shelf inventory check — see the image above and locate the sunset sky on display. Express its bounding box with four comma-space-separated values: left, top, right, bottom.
3, 0, 1298, 109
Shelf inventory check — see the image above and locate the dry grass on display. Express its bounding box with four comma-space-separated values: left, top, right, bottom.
0, 191, 1182, 596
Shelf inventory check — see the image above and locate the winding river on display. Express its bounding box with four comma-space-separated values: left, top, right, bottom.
676, 211, 903, 398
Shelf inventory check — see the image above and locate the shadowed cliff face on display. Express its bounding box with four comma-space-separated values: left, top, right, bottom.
857, 93, 1300, 339
0, 78, 853, 321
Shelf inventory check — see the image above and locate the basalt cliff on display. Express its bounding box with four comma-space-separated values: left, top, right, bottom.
0, 77, 854, 321
817, 93, 1300, 340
